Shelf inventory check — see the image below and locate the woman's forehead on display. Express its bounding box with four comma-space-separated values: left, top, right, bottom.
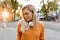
22, 8, 30, 13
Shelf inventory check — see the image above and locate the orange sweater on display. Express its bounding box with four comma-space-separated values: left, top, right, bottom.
16, 22, 44, 40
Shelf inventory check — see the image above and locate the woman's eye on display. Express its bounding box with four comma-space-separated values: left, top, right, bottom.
23, 13, 29, 16
24, 13, 28, 15
26, 13, 28, 15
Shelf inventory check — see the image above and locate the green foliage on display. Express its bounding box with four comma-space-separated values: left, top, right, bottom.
40, 0, 58, 20
10, 0, 18, 10
47, 1, 58, 11
10, 0, 18, 21
19, 4, 23, 9
41, 4, 48, 20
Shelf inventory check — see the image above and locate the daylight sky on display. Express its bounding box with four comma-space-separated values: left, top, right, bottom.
17, 0, 60, 10
17, 0, 48, 10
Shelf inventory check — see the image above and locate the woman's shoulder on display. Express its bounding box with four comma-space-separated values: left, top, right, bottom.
37, 21, 44, 25
17, 19, 23, 27
37, 21, 44, 28
17, 19, 24, 30
36, 21, 44, 32
18, 19, 24, 24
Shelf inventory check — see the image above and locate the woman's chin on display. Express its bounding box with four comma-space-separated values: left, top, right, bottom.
26, 19, 31, 22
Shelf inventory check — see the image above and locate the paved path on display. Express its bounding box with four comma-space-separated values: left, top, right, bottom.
0, 21, 60, 40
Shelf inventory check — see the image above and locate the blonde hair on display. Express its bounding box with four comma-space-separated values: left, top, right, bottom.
20, 4, 37, 32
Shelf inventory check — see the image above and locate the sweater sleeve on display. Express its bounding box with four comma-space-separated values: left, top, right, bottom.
40, 23, 44, 40
16, 22, 22, 40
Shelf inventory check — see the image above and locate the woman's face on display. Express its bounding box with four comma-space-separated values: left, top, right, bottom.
22, 8, 33, 22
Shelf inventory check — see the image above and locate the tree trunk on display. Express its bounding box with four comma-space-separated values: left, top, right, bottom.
13, 10, 16, 21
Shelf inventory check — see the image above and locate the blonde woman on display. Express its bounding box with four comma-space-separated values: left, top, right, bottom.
16, 4, 44, 40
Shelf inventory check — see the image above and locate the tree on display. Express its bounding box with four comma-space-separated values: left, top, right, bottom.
19, 4, 23, 9
40, 0, 58, 21
10, 0, 18, 21
41, 4, 48, 20
47, 1, 58, 11
40, 0, 49, 20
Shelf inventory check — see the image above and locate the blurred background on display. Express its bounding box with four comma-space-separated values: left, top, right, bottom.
0, 0, 60, 40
